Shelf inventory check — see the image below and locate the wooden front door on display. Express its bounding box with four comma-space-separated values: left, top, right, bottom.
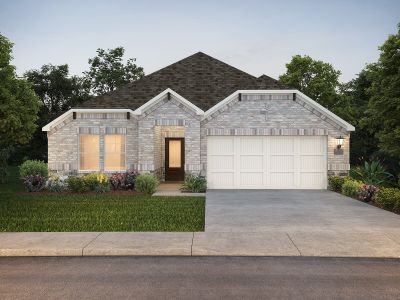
165, 138, 185, 181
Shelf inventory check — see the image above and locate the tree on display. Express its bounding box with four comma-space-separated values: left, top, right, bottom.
366, 24, 400, 159
0, 34, 40, 181
279, 55, 342, 110
15, 64, 90, 161
84, 47, 144, 95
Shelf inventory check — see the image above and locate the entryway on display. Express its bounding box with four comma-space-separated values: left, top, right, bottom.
165, 138, 185, 181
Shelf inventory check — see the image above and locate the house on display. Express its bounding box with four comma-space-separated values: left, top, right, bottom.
42, 52, 354, 189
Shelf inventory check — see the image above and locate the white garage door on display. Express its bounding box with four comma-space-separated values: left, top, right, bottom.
207, 136, 327, 189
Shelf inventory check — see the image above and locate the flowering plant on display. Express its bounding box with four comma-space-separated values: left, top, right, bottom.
23, 175, 46, 192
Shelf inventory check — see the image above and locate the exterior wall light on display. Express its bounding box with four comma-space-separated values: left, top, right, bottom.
336, 136, 344, 149
334, 136, 344, 155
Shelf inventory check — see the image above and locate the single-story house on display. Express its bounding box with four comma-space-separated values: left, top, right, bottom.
42, 52, 354, 189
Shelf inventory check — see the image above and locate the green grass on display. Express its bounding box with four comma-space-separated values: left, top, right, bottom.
0, 166, 205, 232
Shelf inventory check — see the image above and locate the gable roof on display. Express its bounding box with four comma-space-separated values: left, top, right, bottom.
77, 52, 289, 111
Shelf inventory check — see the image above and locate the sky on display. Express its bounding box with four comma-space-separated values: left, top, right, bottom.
0, 0, 399, 82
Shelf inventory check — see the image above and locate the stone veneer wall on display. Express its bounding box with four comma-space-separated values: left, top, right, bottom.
200, 93, 350, 176
47, 113, 138, 174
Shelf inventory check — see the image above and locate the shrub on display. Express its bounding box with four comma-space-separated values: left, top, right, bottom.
350, 160, 393, 185
92, 173, 109, 193
67, 176, 88, 193
19, 160, 48, 178
342, 179, 363, 198
375, 188, 400, 212
109, 171, 138, 190
135, 173, 158, 194
181, 175, 207, 193
328, 176, 346, 192
82, 173, 100, 190
358, 184, 379, 202
23, 175, 46, 192
46, 175, 68, 192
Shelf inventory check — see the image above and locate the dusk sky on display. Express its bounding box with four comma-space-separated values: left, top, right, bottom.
1, 0, 399, 82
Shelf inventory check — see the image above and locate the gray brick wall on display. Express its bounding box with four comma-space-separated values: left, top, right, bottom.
47, 93, 351, 178
47, 113, 138, 174
201, 95, 350, 175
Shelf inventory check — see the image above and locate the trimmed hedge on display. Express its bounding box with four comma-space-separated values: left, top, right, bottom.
375, 188, 400, 213
135, 174, 159, 194
342, 179, 363, 198
19, 160, 48, 178
328, 176, 346, 192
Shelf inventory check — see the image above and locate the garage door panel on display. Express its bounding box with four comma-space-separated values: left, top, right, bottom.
207, 136, 327, 189
270, 155, 294, 171
300, 137, 326, 154
240, 137, 263, 154
208, 173, 234, 188
208, 155, 234, 171
270, 137, 294, 154
240, 172, 263, 187
208, 136, 234, 154
240, 155, 263, 170
300, 173, 326, 189
270, 173, 295, 188
300, 156, 325, 170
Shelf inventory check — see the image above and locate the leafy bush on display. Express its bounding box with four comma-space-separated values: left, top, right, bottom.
181, 175, 207, 193
328, 176, 346, 192
375, 188, 400, 212
92, 173, 109, 193
23, 175, 46, 192
358, 184, 379, 202
46, 175, 68, 192
342, 179, 363, 198
19, 160, 48, 178
109, 171, 138, 190
66, 176, 88, 193
350, 160, 392, 185
135, 173, 158, 194
82, 173, 101, 190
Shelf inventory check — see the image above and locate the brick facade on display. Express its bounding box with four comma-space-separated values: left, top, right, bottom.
47, 92, 350, 179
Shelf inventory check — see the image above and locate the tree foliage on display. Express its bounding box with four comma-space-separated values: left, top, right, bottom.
0, 34, 40, 180
16, 64, 90, 161
84, 47, 144, 95
366, 24, 400, 158
279, 55, 341, 110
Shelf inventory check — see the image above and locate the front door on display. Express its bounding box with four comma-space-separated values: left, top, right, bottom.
165, 138, 185, 181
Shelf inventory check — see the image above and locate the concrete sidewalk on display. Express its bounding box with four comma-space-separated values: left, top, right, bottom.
1, 230, 400, 258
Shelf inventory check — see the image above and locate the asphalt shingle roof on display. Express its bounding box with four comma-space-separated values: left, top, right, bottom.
77, 52, 289, 111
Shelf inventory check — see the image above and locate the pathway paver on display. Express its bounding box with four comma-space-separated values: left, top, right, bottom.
192, 232, 300, 256
83, 232, 193, 256
288, 231, 400, 258
0, 232, 100, 256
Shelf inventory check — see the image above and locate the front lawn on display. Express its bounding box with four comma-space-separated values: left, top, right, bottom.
0, 167, 205, 232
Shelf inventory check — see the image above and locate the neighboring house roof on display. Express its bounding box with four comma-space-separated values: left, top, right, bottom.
77, 52, 289, 111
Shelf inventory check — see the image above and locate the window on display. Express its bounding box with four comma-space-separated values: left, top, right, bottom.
105, 135, 126, 171
79, 135, 100, 170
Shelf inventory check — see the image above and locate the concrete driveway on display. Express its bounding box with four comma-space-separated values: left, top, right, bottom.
205, 190, 400, 232
195, 190, 400, 257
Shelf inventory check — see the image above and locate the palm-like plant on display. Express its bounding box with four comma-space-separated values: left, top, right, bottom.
350, 160, 393, 185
